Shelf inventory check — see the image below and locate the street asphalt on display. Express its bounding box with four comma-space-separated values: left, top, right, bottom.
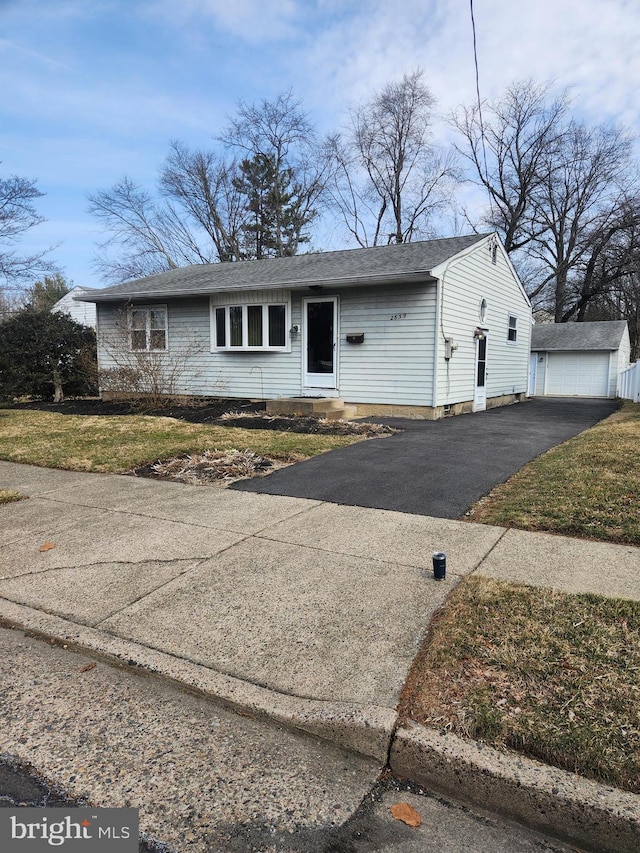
232, 397, 619, 517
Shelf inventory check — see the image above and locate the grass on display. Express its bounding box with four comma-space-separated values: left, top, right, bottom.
399, 576, 640, 793
0, 488, 24, 505
0, 408, 365, 474
467, 401, 640, 545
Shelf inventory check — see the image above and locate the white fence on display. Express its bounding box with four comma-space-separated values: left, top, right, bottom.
619, 361, 640, 402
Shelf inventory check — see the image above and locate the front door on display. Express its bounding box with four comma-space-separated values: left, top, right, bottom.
302, 296, 338, 391
473, 334, 487, 412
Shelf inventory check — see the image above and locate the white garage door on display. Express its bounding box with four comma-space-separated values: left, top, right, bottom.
546, 351, 610, 397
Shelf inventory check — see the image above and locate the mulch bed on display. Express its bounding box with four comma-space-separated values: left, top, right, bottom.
6, 398, 265, 423
6, 398, 398, 436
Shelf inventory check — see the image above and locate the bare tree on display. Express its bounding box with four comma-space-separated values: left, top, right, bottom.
569, 198, 640, 323
451, 80, 568, 253
88, 177, 182, 281
528, 122, 636, 320
89, 94, 328, 281
0, 170, 53, 298
160, 141, 247, 262
328, 70, 458, 247
453, 80, 640, 322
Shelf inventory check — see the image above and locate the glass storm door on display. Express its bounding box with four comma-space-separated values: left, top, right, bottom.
302, 297, 338, 390
473, 334, 487, 412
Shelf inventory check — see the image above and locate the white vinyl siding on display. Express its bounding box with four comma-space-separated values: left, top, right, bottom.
95, 238, 531, 410
615, 327, 631, 395
432, 239, 531, 407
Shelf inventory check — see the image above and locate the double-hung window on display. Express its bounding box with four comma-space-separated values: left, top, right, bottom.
213, 302, 288, 351
507, 314, 518, 344
130, 306, 168, 351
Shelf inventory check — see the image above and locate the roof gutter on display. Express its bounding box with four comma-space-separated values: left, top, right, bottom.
76, 270, 438, 302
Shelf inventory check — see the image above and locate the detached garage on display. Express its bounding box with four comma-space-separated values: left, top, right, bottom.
530, 321, 630, 398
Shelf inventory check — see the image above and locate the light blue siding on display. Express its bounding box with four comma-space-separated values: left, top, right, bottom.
95, 238, 530, 409
97, 284, 438, 405
337, 284, 436, 404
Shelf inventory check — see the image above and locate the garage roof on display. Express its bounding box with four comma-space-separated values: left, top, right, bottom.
76, 234, 489, 302
531, 321, 628, 352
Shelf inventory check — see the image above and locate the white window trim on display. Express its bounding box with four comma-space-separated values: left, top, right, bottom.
507, 313, 518, 345
210, 299, 291, 353
129, 305, 168, 352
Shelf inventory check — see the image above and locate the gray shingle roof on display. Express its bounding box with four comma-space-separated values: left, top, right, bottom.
531, 321, 628, 351
78, 234, 489, 302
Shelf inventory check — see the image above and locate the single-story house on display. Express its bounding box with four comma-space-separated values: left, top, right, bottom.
529, 321, 630, 398
52, 286, 97, 328
78, 233, 532, 419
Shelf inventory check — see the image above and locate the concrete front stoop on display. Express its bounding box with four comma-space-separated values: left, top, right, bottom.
266, 397, 358, 420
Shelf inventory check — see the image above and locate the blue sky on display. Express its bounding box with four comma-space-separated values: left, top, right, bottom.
2, 0, 640, 289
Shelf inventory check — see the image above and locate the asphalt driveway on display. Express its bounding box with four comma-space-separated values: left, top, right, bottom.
232, 398, 619, 517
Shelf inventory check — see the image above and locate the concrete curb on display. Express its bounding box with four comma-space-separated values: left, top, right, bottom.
390, 722, 640, 853
0, 599, 395, 763
4, 598, 639, 852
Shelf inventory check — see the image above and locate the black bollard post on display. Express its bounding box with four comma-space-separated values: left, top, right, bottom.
432, 551, 446, 580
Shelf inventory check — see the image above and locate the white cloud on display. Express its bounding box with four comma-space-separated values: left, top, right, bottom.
147, 0, 300, 42
2, 0, 640, 287
286, 0, 640, 132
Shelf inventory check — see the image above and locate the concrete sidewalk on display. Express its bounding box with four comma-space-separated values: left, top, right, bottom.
1, 461, 639, 851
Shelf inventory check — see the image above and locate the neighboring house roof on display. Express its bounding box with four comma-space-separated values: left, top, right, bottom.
77, 234, 491, 302
531, 321, 628, 352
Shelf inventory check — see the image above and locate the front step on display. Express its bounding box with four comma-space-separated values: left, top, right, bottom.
266, 398, 358, 420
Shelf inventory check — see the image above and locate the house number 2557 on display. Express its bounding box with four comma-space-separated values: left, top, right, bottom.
390, 313, 407, 320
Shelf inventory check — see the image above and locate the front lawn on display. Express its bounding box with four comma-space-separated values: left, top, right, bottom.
467, 401, 640, 545
399, 576, 640, 793
0, 408, 366, 474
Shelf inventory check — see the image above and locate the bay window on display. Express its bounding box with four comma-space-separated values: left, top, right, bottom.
213, 302, 288, 351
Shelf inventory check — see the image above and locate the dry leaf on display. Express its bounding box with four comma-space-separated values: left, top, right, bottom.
80, 663, 97, 673
390, 802, 421, 828
39, 542, 56, 552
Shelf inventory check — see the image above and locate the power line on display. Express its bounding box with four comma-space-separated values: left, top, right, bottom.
469, 0, 493, 211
